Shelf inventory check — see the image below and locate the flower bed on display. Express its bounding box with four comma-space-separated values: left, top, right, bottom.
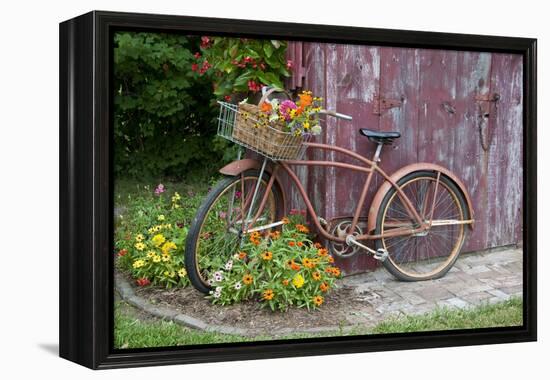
207, 214, 342, 311
115, 183, 208, 288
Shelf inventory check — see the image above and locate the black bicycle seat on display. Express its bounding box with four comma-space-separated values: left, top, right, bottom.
359, 128, 401, 145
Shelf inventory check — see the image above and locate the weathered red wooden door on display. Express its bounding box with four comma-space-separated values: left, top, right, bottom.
285, 42, 523, 276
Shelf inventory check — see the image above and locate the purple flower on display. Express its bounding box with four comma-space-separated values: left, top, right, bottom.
234, 190, 242, 199
154, 184, 165, 195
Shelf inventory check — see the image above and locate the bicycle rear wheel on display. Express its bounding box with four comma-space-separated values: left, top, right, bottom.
185, 170, 284, 293
375, 171, 468, 281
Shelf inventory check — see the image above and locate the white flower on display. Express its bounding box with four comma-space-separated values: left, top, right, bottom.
311, 125, 322, 135
213, 291, 221, 299
225, 260, 233, 271
213, 271, 224, 282
216, 286, 223, 293
234, 282, 242, 290
233, 253, 240, 260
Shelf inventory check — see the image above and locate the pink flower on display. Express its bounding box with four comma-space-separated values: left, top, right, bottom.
279, 100, 297, 120
247, 80, 261, 92
136, 278, 151, 286
286, 60, 293, 70
200, 36, 211, 48
191, 63, 199, 72
194, 52, 201, 59
234, 190, 242, 199
154, 184, 165, 195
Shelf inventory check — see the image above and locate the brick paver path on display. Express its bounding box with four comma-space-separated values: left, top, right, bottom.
341, 247, 522, 324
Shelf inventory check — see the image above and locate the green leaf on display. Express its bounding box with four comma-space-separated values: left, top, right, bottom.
263, 42, 274, 58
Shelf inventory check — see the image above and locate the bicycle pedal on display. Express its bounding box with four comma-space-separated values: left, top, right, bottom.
374, 249, 388, 262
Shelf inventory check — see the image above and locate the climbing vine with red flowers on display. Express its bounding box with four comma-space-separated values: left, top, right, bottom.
192, 36, 292, 99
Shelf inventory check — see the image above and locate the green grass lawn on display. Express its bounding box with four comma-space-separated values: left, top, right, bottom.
114, 297, 523, 349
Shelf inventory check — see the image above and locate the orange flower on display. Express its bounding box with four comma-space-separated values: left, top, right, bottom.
263, 289, 274, 300
317, 248, 329, 257
282, 279, 290, 286
250, 231, 261, 239
328, 255, 335, 264
291, 261, 301, 271
243, 274, 253, 285
282, 217, 290, 224
313, 295, 324, 306
297, 241, 304, 247
313, 242, 322, 249
320, 282, 329, 292
261, 251, 273, 261
288, 241, 296, 247
326, 266, 341, 277
298, 92, 313, 107
312, 271, 322, 281
260, 101, 272, 113
296, 224, 309, 233
238, 251, 247, 260
303, 258, 315, 269
269, 231, 281, 240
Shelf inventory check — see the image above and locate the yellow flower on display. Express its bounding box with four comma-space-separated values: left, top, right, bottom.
135, 234, 144, 242
261, 251, 273, 261
178, 268, 187, 277
262, 289, 275, 301
243, 274, 253, 285
172, 192, 181, 203
292, 274, 305, 288
152, 234, 166, 247
157, 214, 165, 221
161, 241, 177, 254
134, 242, 145, 251
146, 250, 156, 258
289, 109, 297, 119
303, 121, 310, 130
132, 259, 145, 269
161, 253, 171, 262
152, 254, 161, 263
313, 295, 324, 306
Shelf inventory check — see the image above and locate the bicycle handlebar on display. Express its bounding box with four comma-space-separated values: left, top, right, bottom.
320, 109, 353, 121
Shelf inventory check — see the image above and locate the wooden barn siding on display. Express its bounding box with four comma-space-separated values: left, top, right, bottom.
284, 43, 523, 275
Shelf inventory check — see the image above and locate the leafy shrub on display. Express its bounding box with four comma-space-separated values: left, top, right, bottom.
193, 36, 291, 98
113, 32, 232, 179
207, 215, 341, 311
115, 183, 208, 288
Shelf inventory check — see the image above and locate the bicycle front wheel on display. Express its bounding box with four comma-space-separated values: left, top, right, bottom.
375, 171, 468, 281
185, 170, 284, 293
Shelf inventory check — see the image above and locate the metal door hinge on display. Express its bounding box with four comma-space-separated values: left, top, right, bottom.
373, 95, 403, 115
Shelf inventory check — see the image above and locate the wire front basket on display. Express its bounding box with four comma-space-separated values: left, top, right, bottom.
217, 101, 310, 161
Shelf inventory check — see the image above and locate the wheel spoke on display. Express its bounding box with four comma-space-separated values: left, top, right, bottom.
380, 175, 466, 279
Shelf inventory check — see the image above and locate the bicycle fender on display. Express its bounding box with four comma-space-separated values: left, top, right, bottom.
219, 159, 287, 214
367, 163, 475, 233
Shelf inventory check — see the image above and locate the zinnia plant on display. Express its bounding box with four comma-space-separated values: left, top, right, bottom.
115, 184, 206, 289
207, 214, 341, 311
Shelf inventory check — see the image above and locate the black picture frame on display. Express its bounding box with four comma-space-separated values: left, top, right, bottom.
59, 10, 537, 369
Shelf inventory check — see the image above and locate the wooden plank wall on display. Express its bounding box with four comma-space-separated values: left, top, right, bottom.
284, 43, 523, 275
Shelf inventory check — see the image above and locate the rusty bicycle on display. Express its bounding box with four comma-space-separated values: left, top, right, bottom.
185, 92, 474, 294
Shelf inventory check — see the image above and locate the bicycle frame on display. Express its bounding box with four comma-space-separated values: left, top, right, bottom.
244, 141, 457, 244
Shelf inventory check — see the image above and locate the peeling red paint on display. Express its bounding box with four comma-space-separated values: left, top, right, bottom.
281, 43, 522, 275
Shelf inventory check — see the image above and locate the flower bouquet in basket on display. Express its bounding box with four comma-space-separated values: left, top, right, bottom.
233, 89, 324, 160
